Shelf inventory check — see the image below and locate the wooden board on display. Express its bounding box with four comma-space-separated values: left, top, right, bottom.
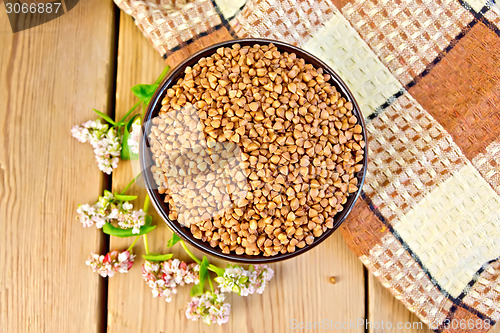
107, 13, 365, 333
0, 1, 115, 332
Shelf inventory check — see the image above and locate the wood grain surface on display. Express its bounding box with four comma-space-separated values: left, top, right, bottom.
0, 3, 474, 333
0, 1, 115, 332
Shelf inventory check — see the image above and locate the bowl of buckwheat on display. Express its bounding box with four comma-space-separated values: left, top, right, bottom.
140, 39, 367, 263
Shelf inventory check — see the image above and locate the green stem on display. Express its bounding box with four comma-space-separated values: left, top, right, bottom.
140, 102, 146, 120
208, 275, 214, 292
120, 172, 142, 194
126, 236, 140, 252
180, 240, 201, 264
143, 234, 150, 255
143, 195, 150, 213
207, 264, 225, 276
118, 100, 141, 124
154, 65, 171, 85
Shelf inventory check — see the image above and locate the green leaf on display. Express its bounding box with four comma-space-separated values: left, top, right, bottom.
131, 83, 159, 104
114, 194, 138, 201
208, 264, 225, 277
93, 109, 116, 125
190, 256, 209, 296
199, 256, 209, 282
121, 129, 131, 160
120, 115, 140, 160
102, 221, 156, 238
166, 233, 181, 247
129, 66, 170, 108
190, 283, 204, 297
142, 253, 173, 261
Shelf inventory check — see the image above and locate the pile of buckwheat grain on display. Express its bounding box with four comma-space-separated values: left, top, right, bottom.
148, 43, 365, 257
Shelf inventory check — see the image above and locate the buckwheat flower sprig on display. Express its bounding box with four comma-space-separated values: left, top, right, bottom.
71, 120, 121, 174
76, 203, 100, 228
71, 66, 170, 174
86, 250, 135, 277
71, 119, 108, 143
93, 127, 121, 174
249, 264, 274, 294
76, 189, 147, 234
142, 258, 200, 302
185, 291, 231, 326
170, 236, 231, 324
76, 190, 113, 229
171, 236, 271, 325
214, 264, 274, 296
164, 258, 200, 285
111, 201, 147, 234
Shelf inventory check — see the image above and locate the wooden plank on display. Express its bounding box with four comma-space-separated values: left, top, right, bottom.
107, 13, 366, 333
0, 2, 115, 332
369, 276, 433, 333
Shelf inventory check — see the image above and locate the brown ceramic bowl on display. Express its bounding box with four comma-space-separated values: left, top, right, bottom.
140, 38, 368, 263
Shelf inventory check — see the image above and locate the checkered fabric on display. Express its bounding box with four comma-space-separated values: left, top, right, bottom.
114, 0, 500, 331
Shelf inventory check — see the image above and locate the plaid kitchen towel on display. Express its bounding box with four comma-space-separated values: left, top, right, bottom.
114, 0, 500, 331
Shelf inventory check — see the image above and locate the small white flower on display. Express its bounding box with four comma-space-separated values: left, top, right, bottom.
92, 214, 107, 229
215, 264, 273, 296
91, 128, 121, 175
107, 208, 119, 220
142, 259, 200, 302
103, 190, 114, 202
185, 291, 230, 325
76, 204, 97, 228
77, 192, 146, 232
127, 122, 142, 155
72, 119, 121, 174
71, 126, 90, 143
116, 206, 146, 233
250, 265, 274, 294
122, 202, 133, 211
86, 250, 135, 277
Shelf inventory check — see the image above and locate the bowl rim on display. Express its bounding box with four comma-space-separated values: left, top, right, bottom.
140, 38, 368, 264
